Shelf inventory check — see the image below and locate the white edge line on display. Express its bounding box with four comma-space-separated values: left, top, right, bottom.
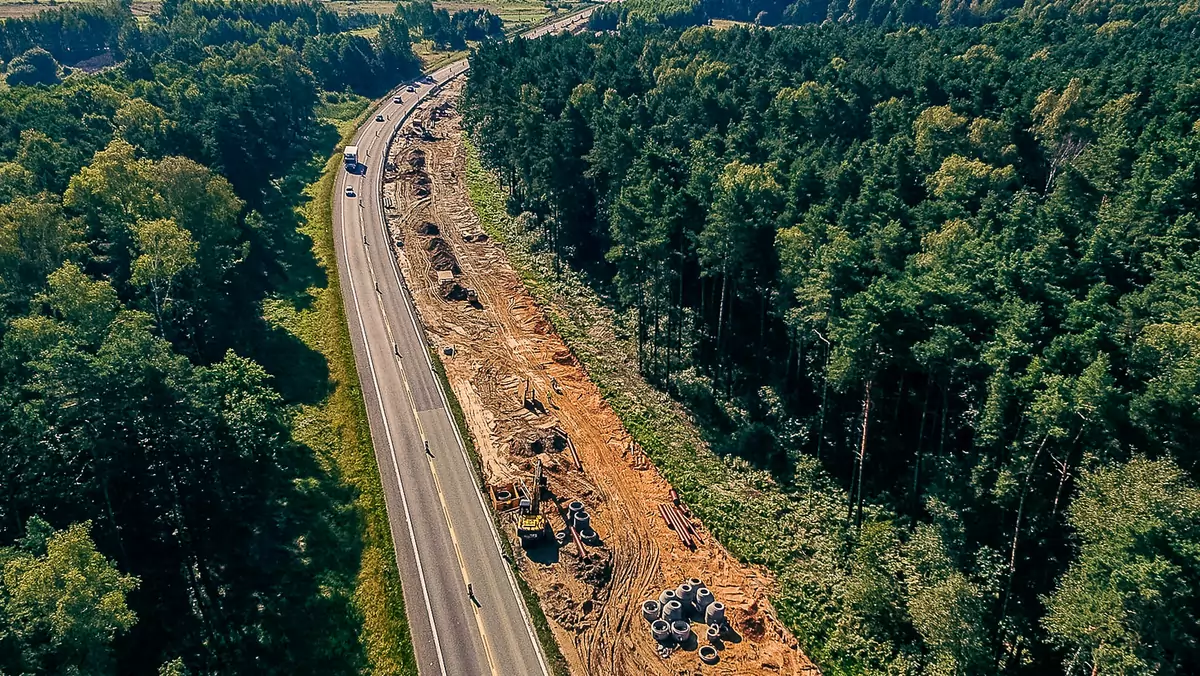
369, 66, 556, 676
349, 15, 593, 676
337, 162, 451, 676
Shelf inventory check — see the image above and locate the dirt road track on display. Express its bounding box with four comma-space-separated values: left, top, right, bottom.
383, 81, 817, 676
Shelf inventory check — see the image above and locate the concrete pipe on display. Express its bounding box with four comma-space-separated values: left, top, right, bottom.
573, 511, 591, 531
688, 577, 703, 589
676, 583, 696, 604
651, 619, 671, 643
705, 602, 726, 626
568, 500, 585, 515
658, 589, 677, 606
694, 587, 714, 613
579, 528, 598, 544
707, 623, 722, 643
661, 599, 684, 622
671, 620, 692, 643
555, 531, 567, 545
642, 600, 661, 623
699, 645, 719, 664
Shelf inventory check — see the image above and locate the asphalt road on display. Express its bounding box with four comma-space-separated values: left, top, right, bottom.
331, 10, 595, 675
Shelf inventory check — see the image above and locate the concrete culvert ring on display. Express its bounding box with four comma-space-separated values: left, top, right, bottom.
699, 646, 719, 664
642, 600, 661, 622
495, 490, 512, 501
671, 620, 692, 642
651, 619, 671, 643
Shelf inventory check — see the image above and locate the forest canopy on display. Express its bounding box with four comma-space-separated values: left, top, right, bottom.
0, 0, 433, 673
464, 2, 1200, 673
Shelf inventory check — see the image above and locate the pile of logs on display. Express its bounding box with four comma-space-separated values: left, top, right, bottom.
658, 502, 700, 548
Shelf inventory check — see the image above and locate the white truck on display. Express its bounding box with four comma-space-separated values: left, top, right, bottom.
343, 145, 359, 173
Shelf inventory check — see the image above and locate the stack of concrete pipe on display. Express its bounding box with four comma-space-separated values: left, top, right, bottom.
705, 602, 726, 626
644, 577, 734, 661
670, 620, 692, 643
662, 600, 684, 621
573, 511, 590, 531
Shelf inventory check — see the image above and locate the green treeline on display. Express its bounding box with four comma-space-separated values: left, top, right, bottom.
463, 5, 1200, 674
397, 0, 504, 50
0, 1, 429, 674
590, 0, 1175, 29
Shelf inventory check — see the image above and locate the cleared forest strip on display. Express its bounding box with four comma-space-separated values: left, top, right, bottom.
382, 85, 805, 673
463, 138, 843, 669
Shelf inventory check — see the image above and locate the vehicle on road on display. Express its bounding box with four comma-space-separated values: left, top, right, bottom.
392, 95, 403, 104
407, 85, 416, 93
345, 185, 355, 197
375, 114, 385, 122
343, 145, 359, 173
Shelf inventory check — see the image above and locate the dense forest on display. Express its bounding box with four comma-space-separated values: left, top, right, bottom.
0, 0, 439, 674
464, 2, 1200, 674
588, 0, 1171, 30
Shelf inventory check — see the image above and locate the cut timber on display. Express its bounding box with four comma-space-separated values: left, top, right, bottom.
630, 441, 649, 471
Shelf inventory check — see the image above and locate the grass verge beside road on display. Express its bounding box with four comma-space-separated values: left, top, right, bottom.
263, 101, 417, 675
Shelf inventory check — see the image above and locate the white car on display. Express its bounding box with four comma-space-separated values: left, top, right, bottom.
392, 95, 403, 104
345, 186, 355, 197
406, 85, 416, 93
375, 114, 385, 122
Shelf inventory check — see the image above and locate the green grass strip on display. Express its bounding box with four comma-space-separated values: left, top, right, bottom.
271, 101, 417, 675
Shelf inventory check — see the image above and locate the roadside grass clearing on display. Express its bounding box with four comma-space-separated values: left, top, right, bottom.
262, 96, 418, 675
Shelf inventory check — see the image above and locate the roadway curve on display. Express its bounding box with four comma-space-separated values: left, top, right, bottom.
332, 9, 595, 676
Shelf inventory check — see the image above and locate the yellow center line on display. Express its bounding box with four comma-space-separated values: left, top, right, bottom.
359, 208, 501, 676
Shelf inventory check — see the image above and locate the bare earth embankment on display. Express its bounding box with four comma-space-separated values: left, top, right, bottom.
381, 79, 816, 675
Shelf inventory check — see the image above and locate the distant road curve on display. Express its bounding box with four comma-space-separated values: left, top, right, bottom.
332, 8, 596, 676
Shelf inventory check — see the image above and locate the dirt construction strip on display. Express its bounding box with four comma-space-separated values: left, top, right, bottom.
383, 80, 817, 676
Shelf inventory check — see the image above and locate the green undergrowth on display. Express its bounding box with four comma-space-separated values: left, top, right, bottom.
317, 90, 372, 137
427, 348, 572, 676
262, 104, 416, 674
464, 138, 848, 670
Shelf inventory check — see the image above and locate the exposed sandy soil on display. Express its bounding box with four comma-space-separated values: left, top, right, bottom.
383, 80, 817, 676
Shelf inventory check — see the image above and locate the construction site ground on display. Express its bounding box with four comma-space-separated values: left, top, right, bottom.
382, 80, 813, 676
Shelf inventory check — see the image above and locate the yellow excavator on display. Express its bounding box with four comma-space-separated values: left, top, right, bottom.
516, 460, 548, 546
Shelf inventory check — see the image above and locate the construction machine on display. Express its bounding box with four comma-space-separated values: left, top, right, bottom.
516, 459, 549, 546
